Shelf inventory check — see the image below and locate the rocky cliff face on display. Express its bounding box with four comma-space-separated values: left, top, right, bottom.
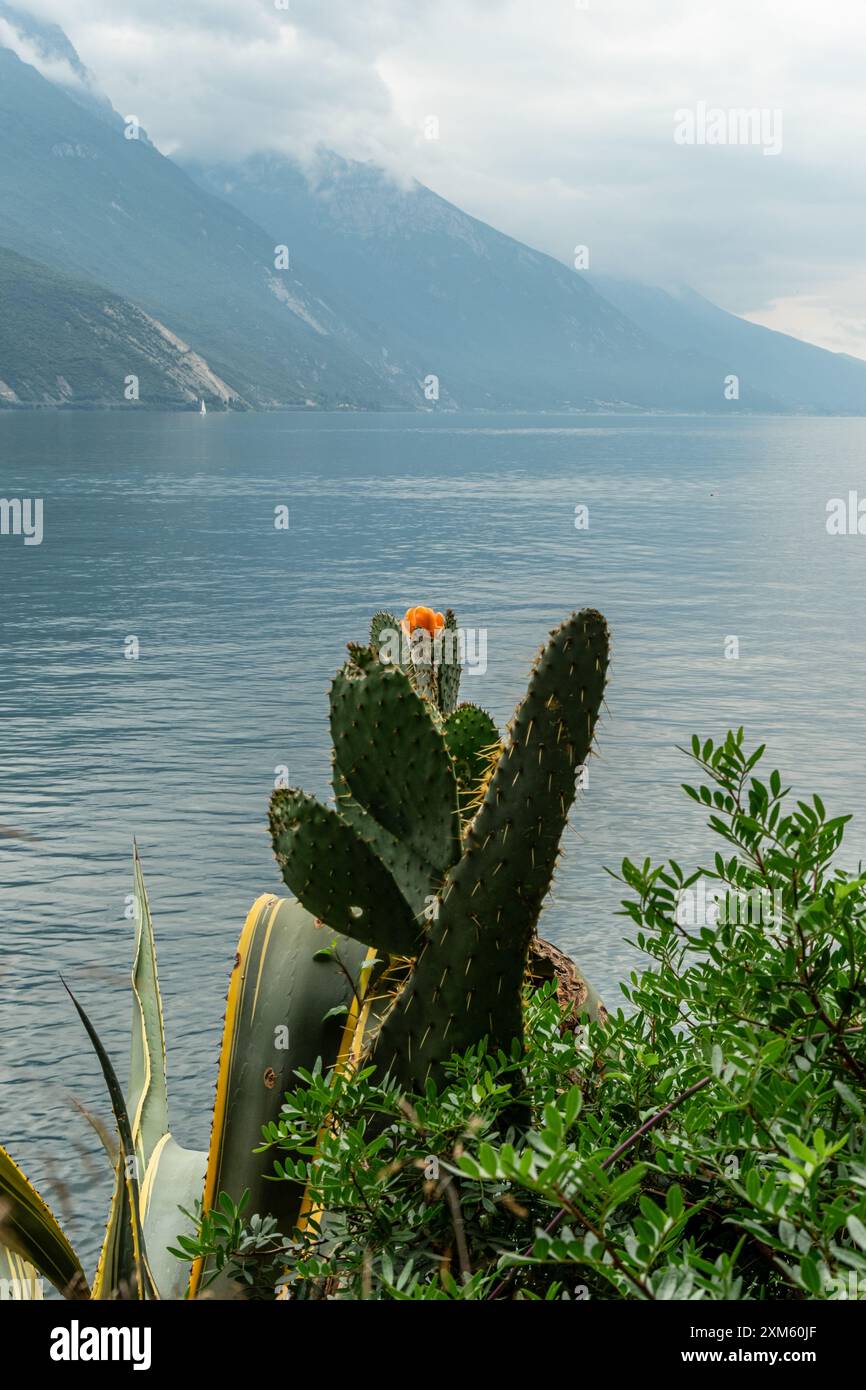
0, 245, 244, 409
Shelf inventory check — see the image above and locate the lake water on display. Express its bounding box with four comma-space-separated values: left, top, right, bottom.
2, 409, 865, 1275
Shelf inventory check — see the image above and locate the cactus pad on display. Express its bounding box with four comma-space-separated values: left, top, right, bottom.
270, 788, 421, 958
330, 657, 460, 876
443, 702, 502, 825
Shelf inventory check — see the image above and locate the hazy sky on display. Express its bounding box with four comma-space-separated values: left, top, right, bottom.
6, 0, 866, 357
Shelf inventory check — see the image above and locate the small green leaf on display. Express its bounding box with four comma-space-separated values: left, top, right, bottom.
666, 1184, 684, 1220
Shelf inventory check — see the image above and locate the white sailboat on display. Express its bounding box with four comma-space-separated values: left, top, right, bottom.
199, 398, 207, 415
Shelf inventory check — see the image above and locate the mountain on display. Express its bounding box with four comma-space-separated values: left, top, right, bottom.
0, 46, 419, 409
590, 276, 866, 416
0, 244, 240, 407
185, 152, 782, 413
2, 13, 866, 414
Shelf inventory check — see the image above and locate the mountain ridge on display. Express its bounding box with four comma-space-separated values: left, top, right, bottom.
184, 152, 782, 413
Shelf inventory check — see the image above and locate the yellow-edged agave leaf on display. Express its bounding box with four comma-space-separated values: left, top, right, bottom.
189, 895, 372, 1297
139, 1135, 207, 1300
92, 1149, 148, 1302
63, 981, 158, 1301
0, 1144, 87, 1298
128, 844, 169, 1176
0, 1239, 46, 1300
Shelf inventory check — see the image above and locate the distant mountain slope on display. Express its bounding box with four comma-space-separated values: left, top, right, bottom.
186, 153, 768, 412
0, 47, 417, 409
0, 244, 242, 408
591, 276, 866, 415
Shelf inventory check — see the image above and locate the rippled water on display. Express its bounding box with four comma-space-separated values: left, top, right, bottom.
2, 409, 865, 1275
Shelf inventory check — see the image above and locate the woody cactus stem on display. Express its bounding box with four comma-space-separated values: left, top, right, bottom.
371, 608, 608, 1091
269, 608, 609, 1095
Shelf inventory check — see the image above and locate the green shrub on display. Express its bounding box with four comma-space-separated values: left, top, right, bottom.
181, 732, 866, 1300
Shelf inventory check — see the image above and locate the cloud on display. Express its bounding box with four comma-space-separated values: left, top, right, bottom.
7, 0, 866, 357
0, 14, 88, 89
743, 285, 866, 360
8, 0, 414, 164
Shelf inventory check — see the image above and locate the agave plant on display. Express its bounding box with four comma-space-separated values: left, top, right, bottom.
0, 852, 368, 1299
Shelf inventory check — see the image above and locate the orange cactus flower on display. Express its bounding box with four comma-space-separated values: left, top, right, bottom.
402, 605, 445, 636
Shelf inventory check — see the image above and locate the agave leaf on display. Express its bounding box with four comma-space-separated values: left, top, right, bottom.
189, 894, 371, 1297
0, 1239, 46, 1299
139, 1135, 207, 1300
63, 980, 158, 1301
128, 843, 169, 1175
91, 1156, 140, 1301
0, 1144, 87, 1298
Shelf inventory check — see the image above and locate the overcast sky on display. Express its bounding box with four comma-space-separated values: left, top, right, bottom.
6, 0, 866, 358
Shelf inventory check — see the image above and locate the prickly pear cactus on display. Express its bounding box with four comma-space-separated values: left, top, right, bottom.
270, 606, 610, 1094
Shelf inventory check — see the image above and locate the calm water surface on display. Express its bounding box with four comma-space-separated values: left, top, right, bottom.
1, 410, 865, 1271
